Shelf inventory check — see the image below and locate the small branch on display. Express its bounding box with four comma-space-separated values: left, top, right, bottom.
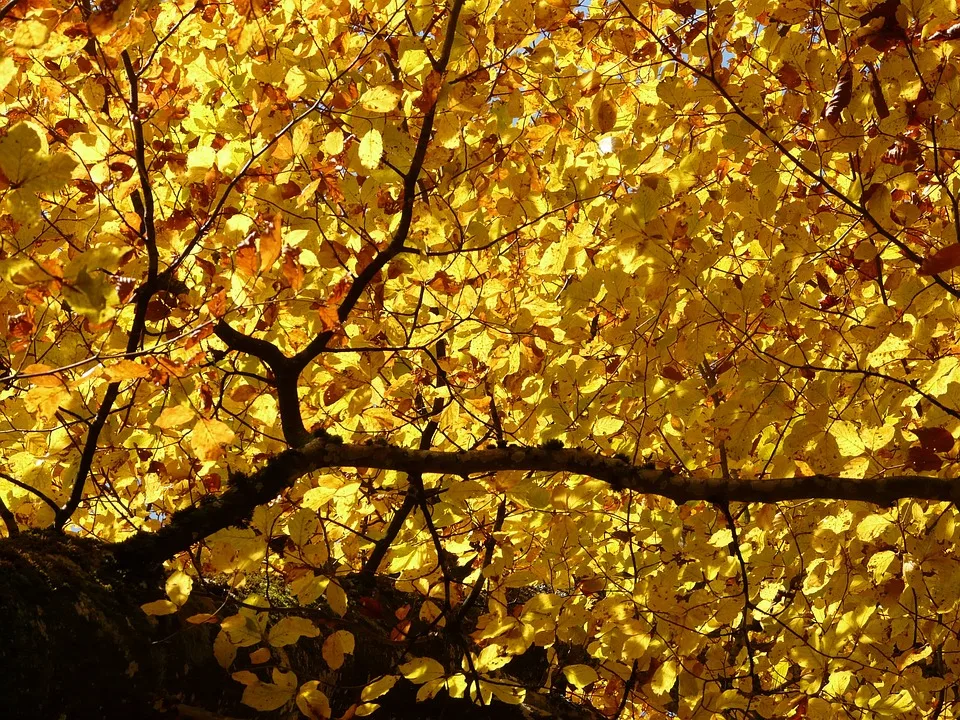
717, 501, 758, 690
616, 661, 639, 719
121, 50, 158, 281
455, 496, 506, 623
55, 49, 164, 529
362, 340, 447, 578
359, 492, 417, 578
291, 0, 467, 372
0, 472, 60, 514
413, 473, 453, 611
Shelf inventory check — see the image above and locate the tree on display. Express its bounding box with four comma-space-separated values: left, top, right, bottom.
3, 0, 960, 716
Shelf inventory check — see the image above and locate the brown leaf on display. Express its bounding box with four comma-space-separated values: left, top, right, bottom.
660, 364, 686, 382
280, 248, 304, 291
415, 71, 443, 113
825, 64, 853, 124
919, 244, 960, 275
866, 63, 889, 118
317, 305, 340, 331
54, 118, 88, 136
234, 235, 258, 278
596, 100, 617, 133
815, 271, 831, 293
777, 63, 802, 89
908, 445, 942, 471
910, 427, 955, 452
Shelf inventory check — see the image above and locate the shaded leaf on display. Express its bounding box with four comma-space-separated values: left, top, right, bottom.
866, 63, 889, 118
929, 22, 960, 41
825, 64, 853, 124
919, 244, 960, 275
910, 427, 955, 452
908, 446, 943, 471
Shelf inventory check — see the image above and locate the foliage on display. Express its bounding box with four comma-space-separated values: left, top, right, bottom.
4, 0, 960, 716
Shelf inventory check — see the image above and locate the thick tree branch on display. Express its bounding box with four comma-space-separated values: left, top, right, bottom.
113, 438, 960, 568
209, 2, 466, 445
213, 320, 307, 445
0, 496, 18, 536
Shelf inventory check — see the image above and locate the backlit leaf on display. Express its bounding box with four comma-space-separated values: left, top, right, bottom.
358, 129, 383, 170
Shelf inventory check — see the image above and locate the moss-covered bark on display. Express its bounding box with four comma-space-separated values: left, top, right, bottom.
0, 532, 225, 719
0, 532, 603, 720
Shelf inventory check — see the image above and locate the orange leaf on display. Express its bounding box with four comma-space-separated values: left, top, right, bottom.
260, 212, 283, 272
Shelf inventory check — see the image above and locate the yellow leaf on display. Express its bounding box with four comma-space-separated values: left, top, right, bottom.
221, 613, 264, 647
708, 528, 733, 548
355, 703, 379, 716
359, 85, 401, 113
186, 613, 218, 624
0, 122, 75, 193
360, 675, 398, 701
823, 669, 852, 695
13, 20, 49, 48
322, 630, 355, 670
488, 682, 525, 704
445, 673, 467, 698
267, 616, 320, 647
856, 514, 893, 542
62, 266, 120, 322
140, 599, 178, 616
214, 630, 237, 668
155, 405, 195, 429
561, 664, 598, 689
400, 657, 445, 684
323, 130, 344, 156
239, 669, 297, 711
23, 385, 69, 421
0, 57, 15, 93
297, 681, 332, 720
285, 66, 308, 99
325, 580, 348, 616
651, 659, 678, 695
165, 570, 193, 606
358, 129, 383, 170
830, 421, 865, 457
190, 418, 236, 461
416, 679, 444, 702
104, 360, 151, 381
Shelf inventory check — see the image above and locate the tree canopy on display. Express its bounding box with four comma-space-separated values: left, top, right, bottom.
4, 0, 960, 716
